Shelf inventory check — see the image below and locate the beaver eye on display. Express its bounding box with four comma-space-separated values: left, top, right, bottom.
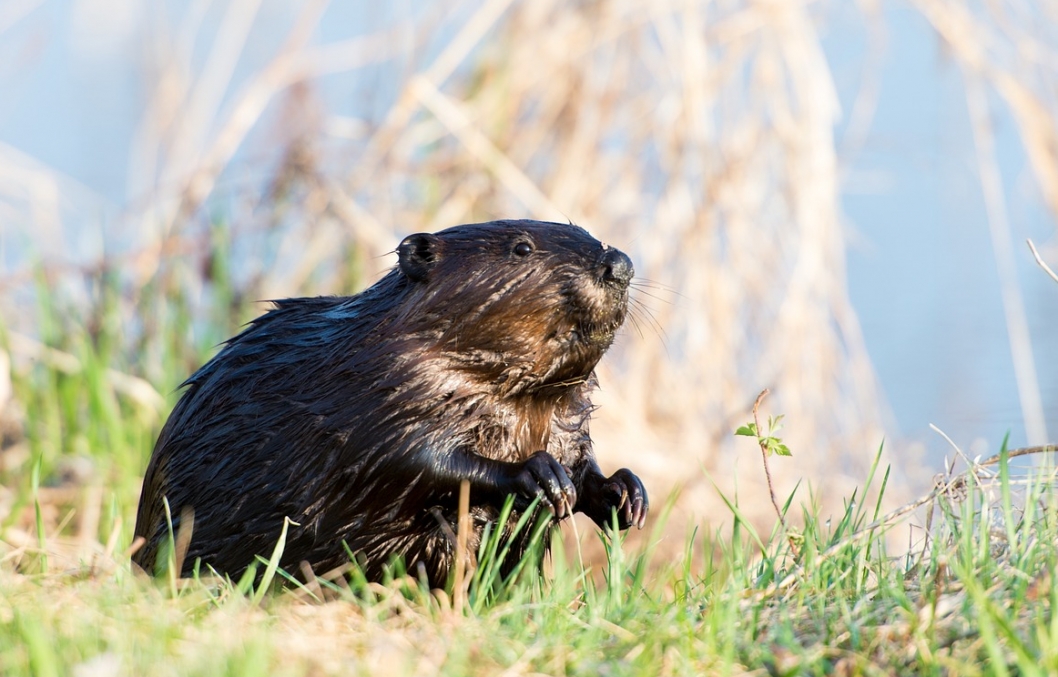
513, 241, 534, 258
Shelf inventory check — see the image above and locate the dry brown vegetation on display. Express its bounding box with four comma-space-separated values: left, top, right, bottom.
2, 0, 1058, 547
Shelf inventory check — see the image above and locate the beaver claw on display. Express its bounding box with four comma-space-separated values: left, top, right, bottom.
509, 451, 578, 519
581, 468, 648, 530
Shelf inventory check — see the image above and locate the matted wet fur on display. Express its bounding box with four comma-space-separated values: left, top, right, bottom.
132, 219, 648, 587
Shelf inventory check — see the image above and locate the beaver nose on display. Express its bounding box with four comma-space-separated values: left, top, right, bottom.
600, 248, 634, 288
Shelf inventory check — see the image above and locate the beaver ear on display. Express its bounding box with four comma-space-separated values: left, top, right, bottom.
397, 233, 441, 282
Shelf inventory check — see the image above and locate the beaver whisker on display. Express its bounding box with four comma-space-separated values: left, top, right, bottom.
628, 296, 666, 342
629, 278, 681, 298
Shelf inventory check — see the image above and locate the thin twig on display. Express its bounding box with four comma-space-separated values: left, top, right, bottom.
930, 424, 986, 491
1027, 239, 1058, 285
752, 389, 796, 553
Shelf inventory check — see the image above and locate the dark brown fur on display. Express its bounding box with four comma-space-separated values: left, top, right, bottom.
132, 219, 647, 587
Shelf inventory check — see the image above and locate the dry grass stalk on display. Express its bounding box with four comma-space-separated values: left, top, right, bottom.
1027, 239, 1058, 284
452, 479, 471, 613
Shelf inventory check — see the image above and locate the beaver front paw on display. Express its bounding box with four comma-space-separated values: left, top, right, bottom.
507, 451, 578, 519
580, 468, 648, 530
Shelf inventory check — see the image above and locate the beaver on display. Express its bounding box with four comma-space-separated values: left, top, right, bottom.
132, 219, 647, 587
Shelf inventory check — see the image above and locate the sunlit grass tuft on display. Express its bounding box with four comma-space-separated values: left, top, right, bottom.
1, 314, 1056, 674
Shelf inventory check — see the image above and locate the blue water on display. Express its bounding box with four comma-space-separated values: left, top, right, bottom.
824, 7, 1058, 461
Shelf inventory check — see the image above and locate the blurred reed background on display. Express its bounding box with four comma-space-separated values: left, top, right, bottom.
0, 0, 1056, 551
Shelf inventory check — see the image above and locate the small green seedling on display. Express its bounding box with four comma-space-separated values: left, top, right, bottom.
735, 414, 792, 457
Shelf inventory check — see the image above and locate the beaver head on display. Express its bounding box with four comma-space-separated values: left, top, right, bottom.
392, 219, 633, 394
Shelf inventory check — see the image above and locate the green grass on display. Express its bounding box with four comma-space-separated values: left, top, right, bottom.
1, 452, 1056, 676
2, 271, 1057, 676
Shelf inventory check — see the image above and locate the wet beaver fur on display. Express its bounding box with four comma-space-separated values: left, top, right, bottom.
132, 219, 648, 587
